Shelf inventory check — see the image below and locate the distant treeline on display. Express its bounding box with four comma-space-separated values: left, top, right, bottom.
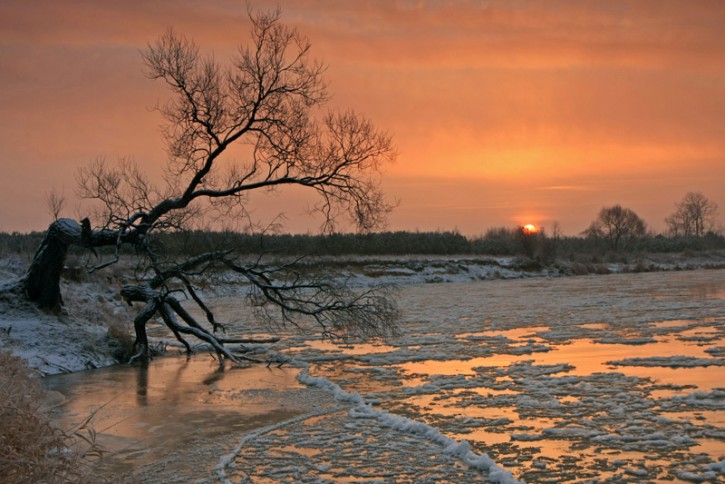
2, 228, 724, 260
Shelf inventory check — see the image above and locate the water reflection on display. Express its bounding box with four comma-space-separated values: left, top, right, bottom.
43, 355, 305, 476
398, 335, 722, 389
136, 364, 148, 405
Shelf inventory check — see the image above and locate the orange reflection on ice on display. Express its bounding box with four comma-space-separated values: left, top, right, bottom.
399, 335, 722, 390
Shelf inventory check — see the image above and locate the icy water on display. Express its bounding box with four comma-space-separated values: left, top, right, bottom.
45, 270, 724, 482
42, 355, 334, 479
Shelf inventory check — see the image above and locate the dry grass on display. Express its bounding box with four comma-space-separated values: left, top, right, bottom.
59, 258, 137, 362
0, 350, 102, 483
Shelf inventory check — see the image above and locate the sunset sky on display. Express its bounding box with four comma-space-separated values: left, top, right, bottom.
1, 0, 724, 235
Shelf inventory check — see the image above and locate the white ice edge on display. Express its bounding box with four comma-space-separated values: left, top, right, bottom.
214, 404, 344, 483
296, 367, 521, 484
213, 363, 521, 483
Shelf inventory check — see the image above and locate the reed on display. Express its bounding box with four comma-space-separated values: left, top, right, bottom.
0, 350, 101, 483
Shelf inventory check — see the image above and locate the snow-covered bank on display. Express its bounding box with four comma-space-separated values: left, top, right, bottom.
0, 256, 130, 374
0, 297, 117, 375
206, 250, 725, 295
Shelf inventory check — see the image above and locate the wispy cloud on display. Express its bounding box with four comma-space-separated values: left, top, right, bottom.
537, 185, 594, 191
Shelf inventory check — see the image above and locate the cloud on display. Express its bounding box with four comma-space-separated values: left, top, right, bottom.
0, 0, 249, 48
280, 0, 725, 70
537, 185, 594, 191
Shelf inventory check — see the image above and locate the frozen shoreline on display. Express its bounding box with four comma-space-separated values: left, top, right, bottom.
1, 251, 724, 376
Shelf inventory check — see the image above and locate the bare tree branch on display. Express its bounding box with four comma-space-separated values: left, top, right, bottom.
21, 8, 398, 364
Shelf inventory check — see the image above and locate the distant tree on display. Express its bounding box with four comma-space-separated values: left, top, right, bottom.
541, 222, 562, 261
8, 9, 398, 364
484, 227, 518, 242
665, 192, 719, 237
43, 188, 65, 221
550, 221, 562, 240
583, 205, 646, 251
473, 226, 519, 255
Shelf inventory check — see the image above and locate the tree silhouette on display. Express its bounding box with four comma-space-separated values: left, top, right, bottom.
665, 192, 719, 237
12, 9, 398, 363
583, 205, 646, 251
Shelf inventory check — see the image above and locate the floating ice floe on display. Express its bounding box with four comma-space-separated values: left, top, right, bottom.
298, 368, 520, 483
608, 355, 725, 367
661, 389, 725, 409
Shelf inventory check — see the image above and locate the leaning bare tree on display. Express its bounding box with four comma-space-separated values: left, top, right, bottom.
16, 9, 399, 363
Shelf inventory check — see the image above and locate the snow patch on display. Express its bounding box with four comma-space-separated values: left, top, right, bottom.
0, 295, 118, 374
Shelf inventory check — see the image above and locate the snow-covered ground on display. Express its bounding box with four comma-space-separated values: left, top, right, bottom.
2, 254, 724, 482
0, 256, 127, 374
207, 250, 725, 292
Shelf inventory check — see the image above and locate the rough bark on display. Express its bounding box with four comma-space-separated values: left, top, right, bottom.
22, 218, 131, 312
23, 219, 80, 311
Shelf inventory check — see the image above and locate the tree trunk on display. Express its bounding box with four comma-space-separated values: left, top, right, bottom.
23, 218, 134, 312
22, 219, 83, 312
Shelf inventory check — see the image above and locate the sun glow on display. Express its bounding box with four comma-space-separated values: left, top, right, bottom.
522, 224, 538, 234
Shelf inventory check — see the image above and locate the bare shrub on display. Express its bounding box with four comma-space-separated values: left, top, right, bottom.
631, 260, 654, 273
105, 319, 136, 361
591, 264, 611, 275
44, 189, 66, 222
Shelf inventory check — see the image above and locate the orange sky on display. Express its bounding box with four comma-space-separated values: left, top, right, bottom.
1, 0, 724, 235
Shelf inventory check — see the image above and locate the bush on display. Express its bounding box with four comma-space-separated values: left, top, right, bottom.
2, 227, 724, 260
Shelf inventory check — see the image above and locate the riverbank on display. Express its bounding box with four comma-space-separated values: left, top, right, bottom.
1, 250, 725, 375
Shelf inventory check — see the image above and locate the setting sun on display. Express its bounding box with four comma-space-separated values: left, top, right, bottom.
523, 224, 538, 234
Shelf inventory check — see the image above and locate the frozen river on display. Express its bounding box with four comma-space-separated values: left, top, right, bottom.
45, 269, 725, 482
